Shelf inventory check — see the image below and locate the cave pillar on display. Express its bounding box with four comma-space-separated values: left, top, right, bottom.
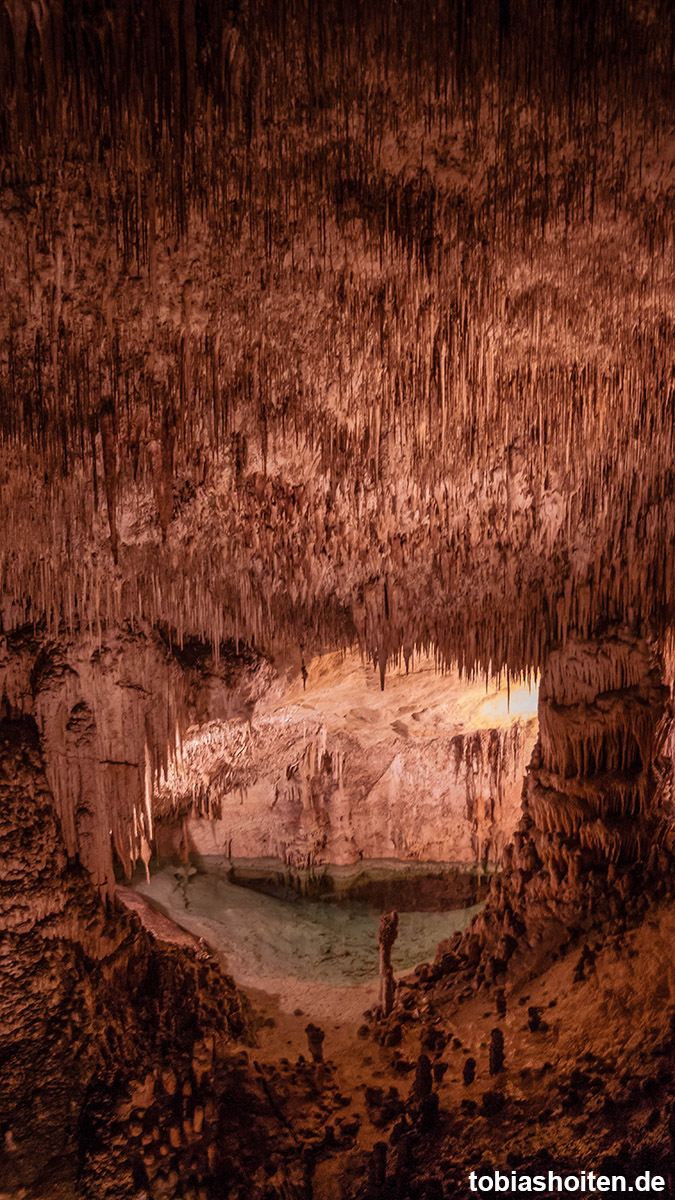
470, 632, 673, 976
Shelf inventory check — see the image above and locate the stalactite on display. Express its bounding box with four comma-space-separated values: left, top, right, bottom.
1, 0, 675, 689
0, 628, 272, 894
99, 406, 119, 565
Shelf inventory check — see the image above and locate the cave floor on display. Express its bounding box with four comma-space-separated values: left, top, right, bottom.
238, 911, 673, 1199
118, 872, 675, 1198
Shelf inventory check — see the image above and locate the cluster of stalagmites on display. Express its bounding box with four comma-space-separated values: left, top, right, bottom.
83, 1047, 327, 1200
354, 941, 675, 1200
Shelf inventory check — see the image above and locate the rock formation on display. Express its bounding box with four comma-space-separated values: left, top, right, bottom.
0, 0, 674, 688
2, 0, 675, 1196
0, 717, 257, 1197
455, 632, 674, 980
153, 651, 536, 879
378, 910, 399, 1016
463, 1058, 476, 1087
0, 628, 272, 893
489, 1029, 505, 1075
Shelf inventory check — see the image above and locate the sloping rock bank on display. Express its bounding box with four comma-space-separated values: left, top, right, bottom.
0, 717, 291, 1200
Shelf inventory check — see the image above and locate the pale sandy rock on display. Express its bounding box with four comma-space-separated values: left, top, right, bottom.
155, 650, 537, 871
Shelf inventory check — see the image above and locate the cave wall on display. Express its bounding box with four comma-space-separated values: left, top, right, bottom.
0, 716, 256, 1197
154, 715, 534, 870
152, 652, 538, 872
1, 627, 533, 909
0, 629, 273, 892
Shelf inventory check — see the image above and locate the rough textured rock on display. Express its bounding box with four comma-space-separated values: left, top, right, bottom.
0, 630, 532, 907
0, 629, 272, 893
1, 3, 675, 1197
0, 717, 252, 1196
0, 2, 675, 687
457, 632, 674, 978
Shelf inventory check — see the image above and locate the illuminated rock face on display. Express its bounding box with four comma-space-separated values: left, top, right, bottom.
1, 634, 533, 897
461, 633, 673, 980
155, 652, 538, 871
157, 719, 530, 871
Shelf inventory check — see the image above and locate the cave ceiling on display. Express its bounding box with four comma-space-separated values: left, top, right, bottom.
0, 0, 674, 682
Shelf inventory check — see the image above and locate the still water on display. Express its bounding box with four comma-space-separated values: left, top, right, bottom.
134, 862, 481, 991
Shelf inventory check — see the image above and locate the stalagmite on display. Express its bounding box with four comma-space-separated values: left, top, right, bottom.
378, 909, 399, 1017
305, 1024, 325, 1064
489, 1029, 505, 1075
413, 1054, 433, 1101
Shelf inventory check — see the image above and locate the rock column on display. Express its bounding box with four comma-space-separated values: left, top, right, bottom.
465, 633, 673, 979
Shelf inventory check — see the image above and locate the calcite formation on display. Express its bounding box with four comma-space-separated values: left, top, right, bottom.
0, 628, 272, 893
1, 0, 675, 1197
0, 0, 674, 913
0, 0, 674, 688
0, 718, 253, 1197
153, 653, 536, 875
379, 910, 399, 1016
457, 633, 674, 979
